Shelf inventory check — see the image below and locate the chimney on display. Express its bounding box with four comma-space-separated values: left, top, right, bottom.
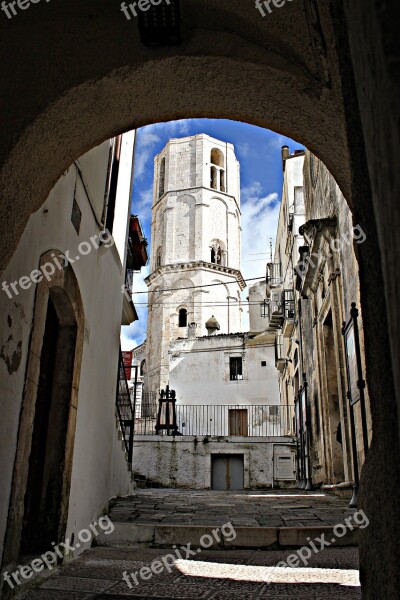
281, 145, 290, 171
188, 322, 197, 339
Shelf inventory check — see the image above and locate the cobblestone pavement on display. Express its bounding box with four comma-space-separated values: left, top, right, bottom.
108, 488, 356, 527
19, 546, 361, 599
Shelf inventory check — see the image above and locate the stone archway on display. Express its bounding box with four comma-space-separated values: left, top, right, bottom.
0, 2, 399, 598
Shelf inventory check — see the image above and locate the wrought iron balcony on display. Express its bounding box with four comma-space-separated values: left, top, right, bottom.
282, 289, 295, 338
133, 404, 295, 438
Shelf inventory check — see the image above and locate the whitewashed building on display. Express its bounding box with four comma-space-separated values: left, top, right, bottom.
0, 133, 137, 576
132, 135, 296, 490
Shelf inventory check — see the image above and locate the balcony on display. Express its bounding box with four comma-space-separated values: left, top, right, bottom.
282, 289, 295, 338
266, 262, 282, 288
127, 215, 148, 271
133, 404, 295, 437
275, 334, 286, 372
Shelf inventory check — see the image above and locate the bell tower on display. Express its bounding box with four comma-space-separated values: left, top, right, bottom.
145, 134, 245, 392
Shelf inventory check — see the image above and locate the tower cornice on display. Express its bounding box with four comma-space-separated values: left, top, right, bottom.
145, 261, 246, 291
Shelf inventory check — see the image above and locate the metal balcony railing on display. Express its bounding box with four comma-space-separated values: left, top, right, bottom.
283, 289, 295, 320
133, 404, 295, 437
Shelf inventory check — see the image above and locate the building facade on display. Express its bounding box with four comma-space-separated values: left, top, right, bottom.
132, 135, 296, 490
145, 134, 244, 393
0, 133, 138, 580
269, 146, 371, 497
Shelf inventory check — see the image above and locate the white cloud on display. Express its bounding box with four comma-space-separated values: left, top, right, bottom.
242, 181, 280, 279
240, 182, 281, 329
120, 266, 150, 350
237, 142, 250, 158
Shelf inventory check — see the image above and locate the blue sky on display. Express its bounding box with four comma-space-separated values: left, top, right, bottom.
121, 119, 304, 350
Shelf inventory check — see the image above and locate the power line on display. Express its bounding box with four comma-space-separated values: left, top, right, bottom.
132, 275, 265, 295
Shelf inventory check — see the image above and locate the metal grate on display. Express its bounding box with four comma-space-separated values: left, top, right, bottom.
138, 0, 181, 47
71, 198, 82, 235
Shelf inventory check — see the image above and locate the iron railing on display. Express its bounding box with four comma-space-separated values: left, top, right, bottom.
134, 404, 295, 437
116, 350, 134, 462
283, 289, 295, 320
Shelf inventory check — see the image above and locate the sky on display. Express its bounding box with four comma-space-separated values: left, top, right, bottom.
121, 119, 304, 350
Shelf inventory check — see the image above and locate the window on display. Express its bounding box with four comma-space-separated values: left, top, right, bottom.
230, 357, 243, 381
210, 148, 225, 192
210, 166, 218, 190
228, 409, 248, 436
159, 157, 165, 197
261, 361, 267, 367
211, 245, 222, 264
156, 247, 162, 268
140, 360, 146, 376
178, 308, 187, 327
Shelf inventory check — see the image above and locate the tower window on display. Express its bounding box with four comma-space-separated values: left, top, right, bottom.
210, 241, 226, 266
159, 157, 165, 198
210, 148, 225, 193
210, 166, 218, 190
156, 247, 162, 268
179, 308, 188, 327
230, 357, 243, 381
140, 360, 146, 376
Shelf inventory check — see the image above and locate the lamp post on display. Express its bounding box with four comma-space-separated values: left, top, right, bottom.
155, 385, 178, 436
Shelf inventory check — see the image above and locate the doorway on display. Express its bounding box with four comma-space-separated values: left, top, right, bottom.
211, 454, 244, 490
20, 295, 77, 554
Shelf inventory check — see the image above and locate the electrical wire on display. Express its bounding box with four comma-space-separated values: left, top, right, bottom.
131, 275, 265, 295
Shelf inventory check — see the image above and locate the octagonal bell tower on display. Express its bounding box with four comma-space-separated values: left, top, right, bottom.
145, 134, 245, 392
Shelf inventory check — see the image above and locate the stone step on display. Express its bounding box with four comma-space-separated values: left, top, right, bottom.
95, 522, 359, 549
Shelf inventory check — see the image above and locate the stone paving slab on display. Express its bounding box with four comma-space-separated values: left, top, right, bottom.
97, 489, 360, 550
108, 489, 356, 529
18, 546, 361, 600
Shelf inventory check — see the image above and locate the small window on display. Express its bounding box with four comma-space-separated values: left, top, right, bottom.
261, 361, 267, 367
156, 247, 162, 268
179, 308, 188, 327
159, 157, 165, 198
140, 360, 146, 376
270, 406, 279, 416
230, 357, 243, 381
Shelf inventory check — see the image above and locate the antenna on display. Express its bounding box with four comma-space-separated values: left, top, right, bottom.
269, 238, 273, 263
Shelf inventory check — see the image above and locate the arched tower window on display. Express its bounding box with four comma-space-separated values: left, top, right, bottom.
159, 157, 165, 198
210, 240, 226, 266
179, 308, 188, 327
210, 149, 226, 193
140, 360, 146, 376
